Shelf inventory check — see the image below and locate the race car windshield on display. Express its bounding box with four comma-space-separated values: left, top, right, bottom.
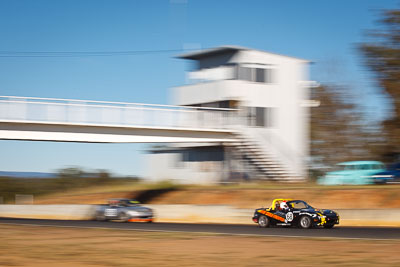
287, 200, 312, 209
126, 200, 140, 206
116, 199, 141, 207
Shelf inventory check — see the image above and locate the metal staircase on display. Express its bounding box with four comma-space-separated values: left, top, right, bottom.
229, 130, 302, 181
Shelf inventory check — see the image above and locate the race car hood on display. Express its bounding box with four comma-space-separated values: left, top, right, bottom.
321, 209, 338, 216
299, 208, 317, 213
297, 208, 337, 216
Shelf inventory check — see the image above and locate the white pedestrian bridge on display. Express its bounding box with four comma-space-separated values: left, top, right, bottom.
0, 96, 240, 143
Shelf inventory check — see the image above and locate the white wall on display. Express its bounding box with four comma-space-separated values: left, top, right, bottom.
145, 152, 224, 184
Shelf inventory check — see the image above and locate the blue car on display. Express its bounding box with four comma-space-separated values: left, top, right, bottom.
371, 163, 400, 184
318, 161, 386, 185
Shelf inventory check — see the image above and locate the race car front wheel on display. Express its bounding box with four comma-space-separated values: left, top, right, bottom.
299, 216, 312, 229
258, 215, 270, 228
119, 212, 129, 222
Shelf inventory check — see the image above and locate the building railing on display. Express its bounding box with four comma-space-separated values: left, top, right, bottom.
0, 96, 242, 131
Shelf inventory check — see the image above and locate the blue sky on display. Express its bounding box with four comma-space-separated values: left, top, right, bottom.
0, 0, 398, 176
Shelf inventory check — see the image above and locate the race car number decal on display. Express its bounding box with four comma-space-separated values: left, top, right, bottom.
285, 212, 294, 222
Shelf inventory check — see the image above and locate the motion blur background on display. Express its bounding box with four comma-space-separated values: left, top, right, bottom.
0, 0, 399, 220
0, 0, 399, 180
2, 1, 400, 266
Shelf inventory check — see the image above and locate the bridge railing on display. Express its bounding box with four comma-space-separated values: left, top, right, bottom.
0, 96, 242, 131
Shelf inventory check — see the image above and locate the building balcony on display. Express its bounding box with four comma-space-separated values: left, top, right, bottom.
171, 79, 277, 107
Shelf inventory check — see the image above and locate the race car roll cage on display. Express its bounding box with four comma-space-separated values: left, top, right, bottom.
268, 198, 293, 211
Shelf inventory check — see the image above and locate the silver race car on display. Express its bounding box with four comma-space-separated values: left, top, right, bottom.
95, 198, 154, 222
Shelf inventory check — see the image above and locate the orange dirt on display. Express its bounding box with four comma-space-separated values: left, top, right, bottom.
1, 224, 400, 266
35, 186, 400, 209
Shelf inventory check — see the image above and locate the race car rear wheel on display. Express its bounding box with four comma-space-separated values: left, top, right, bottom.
258, 215, 270, 228
299, 215, 312, 229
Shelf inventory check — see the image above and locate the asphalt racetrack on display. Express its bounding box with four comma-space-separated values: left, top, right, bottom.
1, 217, 399, 240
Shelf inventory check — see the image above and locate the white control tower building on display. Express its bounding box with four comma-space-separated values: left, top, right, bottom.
146, 46, 311, 184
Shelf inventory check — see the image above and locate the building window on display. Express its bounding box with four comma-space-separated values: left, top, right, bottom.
189, 100, 231, 109
236, 65, 274, 84
181, 147, 224, 162
255, 68, 265, 83
255, 107, 265, 127
246, 107, 275, 127
237, 66, 253, 81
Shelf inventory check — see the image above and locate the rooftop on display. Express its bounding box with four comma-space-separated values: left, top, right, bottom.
177, 45, 310, 62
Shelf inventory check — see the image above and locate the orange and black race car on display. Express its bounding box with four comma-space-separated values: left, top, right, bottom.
252, 199, 339, 229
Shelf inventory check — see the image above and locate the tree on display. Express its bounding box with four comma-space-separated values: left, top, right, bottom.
310, 84, 376, 175
360, 8, 400, 162
97, 169, 110, 179
57, 167, 84, 179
